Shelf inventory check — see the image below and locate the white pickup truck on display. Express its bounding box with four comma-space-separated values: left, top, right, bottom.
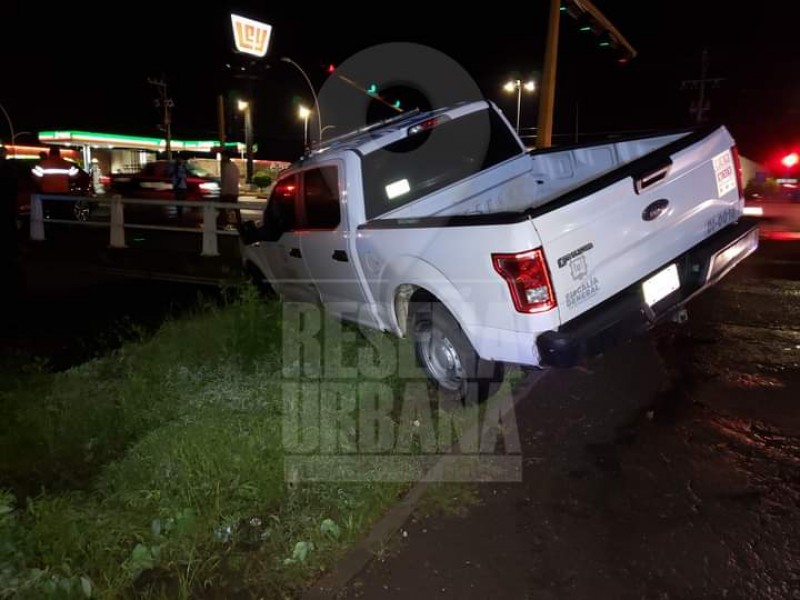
240, 100, 758, 402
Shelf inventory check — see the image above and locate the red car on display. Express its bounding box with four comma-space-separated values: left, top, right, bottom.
109, 160, 220, 201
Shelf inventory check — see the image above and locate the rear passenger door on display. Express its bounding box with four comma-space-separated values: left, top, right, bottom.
298, 164, 378, 327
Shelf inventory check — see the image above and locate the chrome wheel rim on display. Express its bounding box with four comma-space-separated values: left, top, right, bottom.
419, 328, 465, 392
74, 201, 90, 222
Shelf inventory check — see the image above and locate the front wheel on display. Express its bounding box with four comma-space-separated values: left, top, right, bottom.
73, 198, 91, 222
409, 300, 504, 405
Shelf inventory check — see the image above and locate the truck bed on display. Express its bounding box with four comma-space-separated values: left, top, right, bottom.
373, 129, 697, 219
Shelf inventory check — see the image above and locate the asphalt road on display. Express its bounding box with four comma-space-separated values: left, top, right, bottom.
339, 240, 800, 600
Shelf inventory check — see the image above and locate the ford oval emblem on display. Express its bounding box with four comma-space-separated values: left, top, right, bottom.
642, 199, 670, 222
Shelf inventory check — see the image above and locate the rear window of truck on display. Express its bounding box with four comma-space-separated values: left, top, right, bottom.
360, 109, 522, 219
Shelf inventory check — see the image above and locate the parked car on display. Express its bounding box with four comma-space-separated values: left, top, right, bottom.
109, 160, 220, 201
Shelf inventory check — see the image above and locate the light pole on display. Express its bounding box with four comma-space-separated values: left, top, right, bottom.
280, 57, 323, 145
298, 105, 311, 149
503, 79, 536, 134
238, 99, 254, 184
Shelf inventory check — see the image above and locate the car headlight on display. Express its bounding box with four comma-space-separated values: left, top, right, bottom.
199, 182, 220, 191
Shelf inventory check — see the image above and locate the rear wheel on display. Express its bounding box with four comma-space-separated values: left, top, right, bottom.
409, 300, 504, 405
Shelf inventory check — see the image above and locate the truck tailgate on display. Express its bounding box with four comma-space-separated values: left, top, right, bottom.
530, 126, 743, 325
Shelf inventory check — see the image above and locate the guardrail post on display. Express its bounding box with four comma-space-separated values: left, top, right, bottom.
201, 202, 219, 257
109, 194, 127, 248
30, 193, 45, 241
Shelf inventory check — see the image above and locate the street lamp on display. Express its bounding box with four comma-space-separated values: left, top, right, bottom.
298, 105, 311, 149
503, 79, 536, 134
12, 131, 32, 143
280, 57, 323, 145
237, 99, 254, 184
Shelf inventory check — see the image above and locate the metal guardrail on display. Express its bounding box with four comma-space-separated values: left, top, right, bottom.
29, 194, 267, 257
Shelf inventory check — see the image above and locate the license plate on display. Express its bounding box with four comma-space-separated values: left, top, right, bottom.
642, 263, 680, 306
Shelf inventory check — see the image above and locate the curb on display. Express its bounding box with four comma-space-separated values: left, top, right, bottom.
301, 368, 550, 599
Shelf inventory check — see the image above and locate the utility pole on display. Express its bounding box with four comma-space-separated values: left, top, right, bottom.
536, 0, 561, 149
148, 77, 174, 159
538, 0, 636, 149
681, 49, 724, 125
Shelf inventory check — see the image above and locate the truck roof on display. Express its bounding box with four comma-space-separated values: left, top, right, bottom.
294, 99, 491, 167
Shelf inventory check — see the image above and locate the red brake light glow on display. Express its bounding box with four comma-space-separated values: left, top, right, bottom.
492, 248, 556, 313
276, 183, 296, 197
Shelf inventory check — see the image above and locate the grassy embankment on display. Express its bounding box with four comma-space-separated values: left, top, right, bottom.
0, 287, 507, 598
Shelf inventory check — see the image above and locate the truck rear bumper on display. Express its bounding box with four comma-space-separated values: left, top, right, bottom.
536, 218, 759, 368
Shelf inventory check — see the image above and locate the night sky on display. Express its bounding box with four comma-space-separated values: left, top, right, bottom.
3, 1, 799, 165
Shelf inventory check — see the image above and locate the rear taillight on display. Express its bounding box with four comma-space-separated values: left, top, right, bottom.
492, 248, 556, 313
732, 145, 744, 196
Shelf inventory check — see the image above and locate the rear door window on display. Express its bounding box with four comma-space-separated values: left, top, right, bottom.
360, 108, 522, 219
301, 166, 341, 229
263, 174, 299, 239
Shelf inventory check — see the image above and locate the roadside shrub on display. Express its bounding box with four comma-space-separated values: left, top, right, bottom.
252, 171, 272, 191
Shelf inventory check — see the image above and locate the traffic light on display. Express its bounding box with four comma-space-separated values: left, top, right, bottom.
561, 0, 636, 62
367, 83, 378, 95
327, 63, 335, 74
392, 99, 401, 109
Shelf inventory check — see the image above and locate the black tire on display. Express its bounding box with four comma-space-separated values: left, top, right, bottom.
409, 300, 504, 405
73, 198, 91, 222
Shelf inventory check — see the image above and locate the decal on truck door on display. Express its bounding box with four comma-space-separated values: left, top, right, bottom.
713, 150, 737, 198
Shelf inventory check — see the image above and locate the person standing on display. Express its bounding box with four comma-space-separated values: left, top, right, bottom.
171, 155, 189, 217
32, 146, 77, 194
219, 153, 241, 229
89, 158, 105, 196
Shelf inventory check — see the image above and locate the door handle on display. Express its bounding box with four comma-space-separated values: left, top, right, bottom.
332, 250, 348, 262
289, 248, 302, 258
634, 158, 672, 194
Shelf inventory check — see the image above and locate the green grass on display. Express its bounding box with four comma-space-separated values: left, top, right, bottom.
0, 286, 530, 598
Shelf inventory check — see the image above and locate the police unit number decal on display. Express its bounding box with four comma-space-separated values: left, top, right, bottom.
706, 207, 739, 236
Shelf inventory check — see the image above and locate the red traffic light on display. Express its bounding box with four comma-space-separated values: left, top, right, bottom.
781, 152, 799, 168
327, 63, 335, 74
